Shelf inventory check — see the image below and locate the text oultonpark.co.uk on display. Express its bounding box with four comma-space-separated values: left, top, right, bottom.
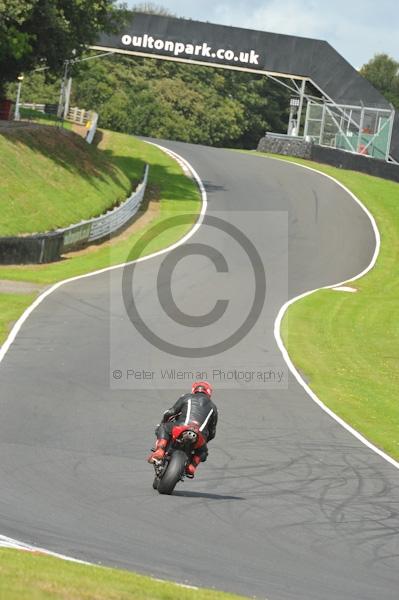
121, 34, 260, 65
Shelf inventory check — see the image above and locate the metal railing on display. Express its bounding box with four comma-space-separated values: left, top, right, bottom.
20, 102, 45, 113
60, 165, 149, 251
21, 103, 91, 124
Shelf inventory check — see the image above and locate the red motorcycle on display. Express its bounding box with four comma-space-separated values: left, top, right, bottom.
152, 423, 205, 495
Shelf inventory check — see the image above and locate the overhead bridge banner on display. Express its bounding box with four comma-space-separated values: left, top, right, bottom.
119, 33, 261, 67
94, 13, 389, 109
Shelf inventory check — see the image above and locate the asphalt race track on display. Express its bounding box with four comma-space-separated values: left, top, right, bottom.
1, 142, 399, 600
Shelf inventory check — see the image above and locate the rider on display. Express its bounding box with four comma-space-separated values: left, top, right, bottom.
148, 381, 218, 477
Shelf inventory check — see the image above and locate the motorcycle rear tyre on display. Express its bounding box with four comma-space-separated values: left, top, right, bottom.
153, 476, 159, 490
157, 450, 187, 495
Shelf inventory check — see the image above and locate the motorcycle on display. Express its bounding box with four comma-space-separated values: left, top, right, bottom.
151, 423, 205, 495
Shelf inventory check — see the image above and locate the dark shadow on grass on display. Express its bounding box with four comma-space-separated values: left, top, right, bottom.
93, 129, 104, 146
0, 126, 144, 191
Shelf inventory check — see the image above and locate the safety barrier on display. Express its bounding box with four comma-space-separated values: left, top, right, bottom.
20, 102, 46, 113
310, 146, 399, 183
0, 233, 64, 264
257, 134, 399, 183
60, 165, 149, 252
257, 134, 312, 160
0, 166, 149, 264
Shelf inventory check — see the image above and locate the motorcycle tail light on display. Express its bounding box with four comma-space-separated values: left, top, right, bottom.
182, 430, 198, 442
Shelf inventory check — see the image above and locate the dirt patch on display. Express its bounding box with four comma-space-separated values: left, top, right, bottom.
0, 280, 46, 294
71, 123, 88, 139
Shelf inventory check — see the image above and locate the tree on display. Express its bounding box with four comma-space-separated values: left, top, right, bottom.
131, 3, 174, 16
68, 56, 246, 146
360, 53, 399, 109
0, 0, 119, 97
221, 71, 289, 148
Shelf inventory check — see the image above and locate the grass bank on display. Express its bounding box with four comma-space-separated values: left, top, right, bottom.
0, 126, 141, 236
246, 151, 399, 461
0, 549, 247, 600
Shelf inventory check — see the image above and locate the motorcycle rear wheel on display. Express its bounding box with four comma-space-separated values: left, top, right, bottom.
157, 450, 187, 495
152, 476, 159, 490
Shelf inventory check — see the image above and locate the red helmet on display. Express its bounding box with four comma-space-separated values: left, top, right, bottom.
192, 381, 213, 397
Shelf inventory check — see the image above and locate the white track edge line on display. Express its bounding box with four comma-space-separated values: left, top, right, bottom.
0, 535, 90, 564
270, 155, 399, 470
0, 534, 200, 589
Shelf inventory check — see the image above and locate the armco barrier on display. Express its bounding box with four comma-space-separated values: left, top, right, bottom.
59, 164, 149, 252
310, 146, 399, 183
257, 135, 399, 183
0, 165, 149, 265
0, 232, 64, 265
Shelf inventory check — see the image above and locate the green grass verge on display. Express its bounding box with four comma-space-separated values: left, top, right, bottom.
0, 293, 37, 342
0, 549, 247, 600
243, 150, 399, 460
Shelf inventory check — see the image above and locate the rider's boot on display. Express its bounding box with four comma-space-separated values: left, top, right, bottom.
185, 454, 201, 478
147, 438, 168, 463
